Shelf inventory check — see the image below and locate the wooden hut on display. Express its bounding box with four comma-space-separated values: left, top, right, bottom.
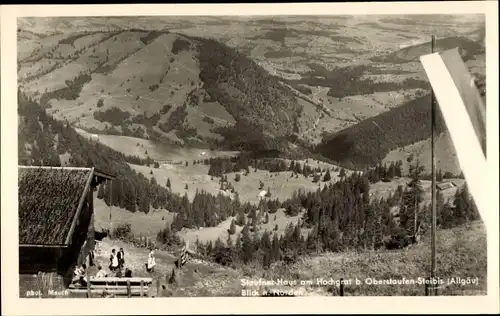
18, 166, 115, 297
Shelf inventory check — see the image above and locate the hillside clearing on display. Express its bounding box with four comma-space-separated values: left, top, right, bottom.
177, 208, 309, 246
94, 196, 174, 238
93, 220, 485, 296
250, 220, 487, 296
75, 128, 238, 161
93, 237, 242, 297
383, 131, 462, 175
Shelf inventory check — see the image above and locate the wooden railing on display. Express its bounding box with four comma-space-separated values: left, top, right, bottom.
68, 277, 153, 297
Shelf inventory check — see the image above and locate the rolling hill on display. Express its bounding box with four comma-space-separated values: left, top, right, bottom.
18, 29, 310, 155
315, 94, 445, 169
370, 36, 484, 64
16, 16, 487, 300
18, 17, 485, 159
315, 37, 486, 172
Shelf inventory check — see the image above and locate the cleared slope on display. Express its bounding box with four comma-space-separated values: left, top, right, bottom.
18, 30, 309, 153
93, 220, 485, 296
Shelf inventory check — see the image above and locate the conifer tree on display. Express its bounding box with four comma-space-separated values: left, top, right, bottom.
241, 225, 253, 263
265, 187, 272, 197
236, 208, 246, 226
249, 208, 258, 226
272, 233, 280, 261
399, 161, 424, 237
235, 233, 242, 250
339, 168, 346, 178
228, 219, 236, 235
261, 231, 272, 268
323, 169, 331, 182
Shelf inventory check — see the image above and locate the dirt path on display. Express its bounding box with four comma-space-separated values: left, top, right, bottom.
93, 238, 242, 297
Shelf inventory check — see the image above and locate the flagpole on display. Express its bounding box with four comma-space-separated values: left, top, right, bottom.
430, 35, 438, 296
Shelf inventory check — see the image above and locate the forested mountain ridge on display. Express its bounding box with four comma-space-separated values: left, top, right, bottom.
17, 91, 252, 229
315, 39, 486, 171
18, 29, 305, 154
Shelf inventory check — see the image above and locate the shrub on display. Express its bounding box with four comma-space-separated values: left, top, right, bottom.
213, 247, 234, 267
285, 204, 300, 217
312, 174, 321, 183
385, 228, 412, 250
112, 223, 133, 241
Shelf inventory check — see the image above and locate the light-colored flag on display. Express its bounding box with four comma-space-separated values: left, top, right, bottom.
420, 47, 487, 229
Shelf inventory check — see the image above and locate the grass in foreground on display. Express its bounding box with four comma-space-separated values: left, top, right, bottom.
247, 221, 487, 296
93, 220, 486, 297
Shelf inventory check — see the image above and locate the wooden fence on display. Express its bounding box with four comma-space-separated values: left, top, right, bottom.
68, 277, 153, 298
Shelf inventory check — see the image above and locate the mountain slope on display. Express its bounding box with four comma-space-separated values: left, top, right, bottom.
18, 29, 307, 154
18, 92, 260, 234
371, 36, 484, 64
316, 40, 485, 171
18, 90, 185, 215
315, 94, 445, 169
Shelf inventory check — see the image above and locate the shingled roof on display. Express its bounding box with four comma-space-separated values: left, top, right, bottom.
18, 166, 114, 246
436, 181, 456, 191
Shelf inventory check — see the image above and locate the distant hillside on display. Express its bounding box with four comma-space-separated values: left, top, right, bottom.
317, 42, 485, 171
17, 92, 263, 232
371, 36, 484, 63
17, 91, 173, 211
282, 63, 429, 98
315, 94, 447, 169
18, 29, 306, 154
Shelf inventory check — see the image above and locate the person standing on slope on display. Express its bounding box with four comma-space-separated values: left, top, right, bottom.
117, 247, 125, 269
109, 249, 119, 272
146, 250, 156, 273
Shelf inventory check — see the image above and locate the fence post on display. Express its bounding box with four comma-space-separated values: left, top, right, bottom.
339, 278, 344, 296
37, 272, 43, 298
127, 280, 131, 297
156, 279, 160, 297
87, 278, 91, 298
140, 280, 144, 297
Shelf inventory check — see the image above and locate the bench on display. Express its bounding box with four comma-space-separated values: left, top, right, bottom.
68, 277, 153, 297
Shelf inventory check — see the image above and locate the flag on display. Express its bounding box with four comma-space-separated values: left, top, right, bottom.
420, 48, 488, 229
176, 241, 190, 268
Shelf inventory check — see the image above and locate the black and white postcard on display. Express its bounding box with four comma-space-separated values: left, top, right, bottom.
1, 2, 498, 315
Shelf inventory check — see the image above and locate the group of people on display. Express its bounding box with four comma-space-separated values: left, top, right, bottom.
109, 248, 125, 271
71, 247, 156, 288
108, 247, 133, 277
71, 264, 88, 287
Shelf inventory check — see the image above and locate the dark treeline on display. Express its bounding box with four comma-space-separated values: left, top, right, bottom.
370, 36, 485, 64
364, 161, 404, 182
140, 31, 164, 46
171, 37, 191, 55
188, 34, 302, 152
39, 72, 92, 106
18, 92, 246, 231
364, 160, 462, 183
93, 107, 131, 125
284, 63, 429, 98
209, 121, 292, 153
315, 94, 448, 169
157, 163, 480, 269
203, 155, 347, 181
